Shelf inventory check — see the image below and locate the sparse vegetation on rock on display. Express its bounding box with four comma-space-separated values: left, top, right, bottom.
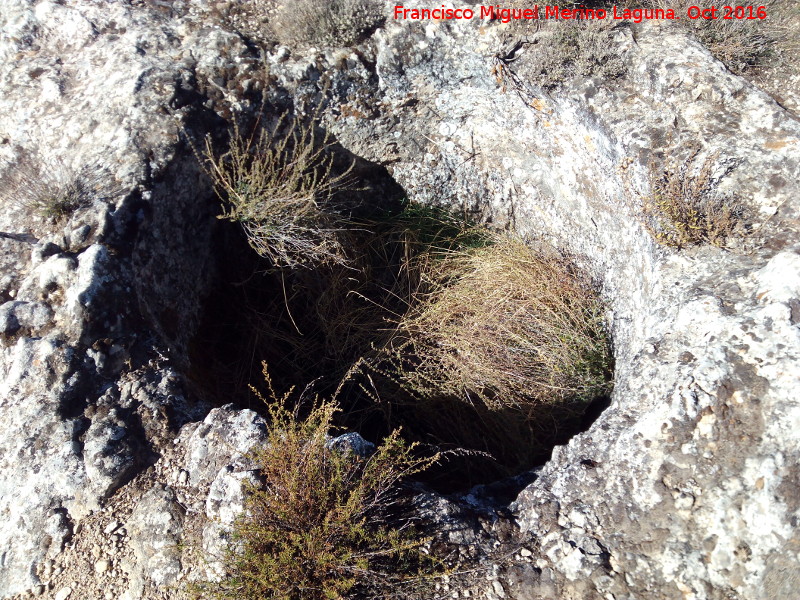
6, 156, 98, 221
640, 0, 790, 74
2, 1, 798, 599
202, 112, 355, 270
269, 0, 384, 48
643, 151, 745, 249
518, 19, 627, 90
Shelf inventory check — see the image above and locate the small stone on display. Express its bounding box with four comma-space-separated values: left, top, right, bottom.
178, 470, 188, 485
103, 520, 121, 534
95, 559, 110, 574
491, 581, 506, 598
54, 588, 72, 600
519, 547, 532, 557
40, 559, 54, 578
32, 586, 44, 597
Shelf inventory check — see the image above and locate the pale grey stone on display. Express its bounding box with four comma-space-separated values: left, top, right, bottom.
0, 1, 797, 598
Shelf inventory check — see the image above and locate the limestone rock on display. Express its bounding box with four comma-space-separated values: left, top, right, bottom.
0, 1, 798, 599
126, 485, 184, 594
326, 431, 376, 458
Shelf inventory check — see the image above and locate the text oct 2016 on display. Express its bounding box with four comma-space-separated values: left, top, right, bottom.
392, 5, 769, 23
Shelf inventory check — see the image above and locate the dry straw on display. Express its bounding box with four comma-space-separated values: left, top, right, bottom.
379, 235, 611, 413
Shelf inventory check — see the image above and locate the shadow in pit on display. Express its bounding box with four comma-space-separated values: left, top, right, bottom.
185, 158, 614, 496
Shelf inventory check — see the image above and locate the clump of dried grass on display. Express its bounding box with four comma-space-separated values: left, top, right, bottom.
202, 112, 355, 270
379, 235, 611, 412
4, 154, 105, 221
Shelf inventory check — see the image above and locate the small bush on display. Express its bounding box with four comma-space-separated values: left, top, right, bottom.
270, 0, 384, 48
643, 151, 745, 249
203, 367, 440, 600
377, 235, 611, 412
202, 112, 355, 270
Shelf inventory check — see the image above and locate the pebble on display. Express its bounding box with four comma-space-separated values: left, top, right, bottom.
32, 586, 44, 597
40, 560, 54, 578
103, 521, 121, 535
519, 547, 533, 557
54, 588, 72, 600
491, 580, 506, 598
95, 559, 110, 574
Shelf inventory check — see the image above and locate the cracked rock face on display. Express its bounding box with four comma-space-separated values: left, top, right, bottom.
0, 1, 799, 599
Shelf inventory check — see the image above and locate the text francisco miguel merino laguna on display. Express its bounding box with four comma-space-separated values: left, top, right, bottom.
395, 5, 688, 22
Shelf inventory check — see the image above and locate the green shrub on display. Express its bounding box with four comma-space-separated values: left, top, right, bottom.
202, 112, 355, 270
270, 0, 384, 48
202, 366, 441, 600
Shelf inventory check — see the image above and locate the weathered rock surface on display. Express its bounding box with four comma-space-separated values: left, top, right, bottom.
311, 9, 800, 599
0, 1, 798, 599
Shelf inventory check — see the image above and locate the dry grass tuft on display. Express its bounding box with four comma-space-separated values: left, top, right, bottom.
643, 151, 745, 249
202, 112, 355, 270
378, 235, 611, 412
4, 154, 104, 221
201, 365, 441, 600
